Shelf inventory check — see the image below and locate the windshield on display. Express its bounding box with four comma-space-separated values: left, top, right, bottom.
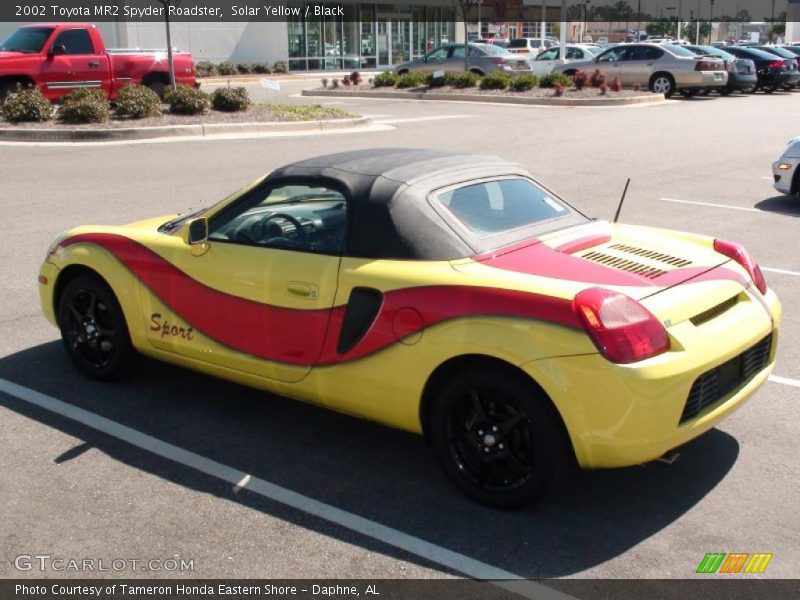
435, 178, 577, 237
0, 27, 54, 53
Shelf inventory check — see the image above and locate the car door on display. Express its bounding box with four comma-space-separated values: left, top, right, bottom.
531, 47, 559, 75
594, 46, 625, 80
620, 45, 663, 86
39, 28, 111, 99
419, 46, 449, 73
139, 181, 347, 383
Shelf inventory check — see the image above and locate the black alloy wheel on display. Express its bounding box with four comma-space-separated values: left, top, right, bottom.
57, 275, 137, 380
430, 368, 571, 509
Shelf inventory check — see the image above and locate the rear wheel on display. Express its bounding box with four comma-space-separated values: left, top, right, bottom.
57, 275, 137, 380
650, 73, 675, 97
429, 368, 572, 509
699, 88, 710, 96
719, 87, 732, 96
782, 84, 795, 91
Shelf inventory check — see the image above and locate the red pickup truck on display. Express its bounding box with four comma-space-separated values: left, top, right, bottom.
0, 23, 196, 100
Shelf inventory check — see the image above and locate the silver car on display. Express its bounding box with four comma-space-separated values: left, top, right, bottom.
772, 136, 800, 196
554, 43, 727, 97
395, 43, 530, 77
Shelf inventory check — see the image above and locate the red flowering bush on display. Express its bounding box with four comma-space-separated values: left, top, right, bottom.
554, 82, 564, 97
599, 83, 608, 95
590, 69, 607, 87
573, 70, 589, 90
610, 77, 622, 92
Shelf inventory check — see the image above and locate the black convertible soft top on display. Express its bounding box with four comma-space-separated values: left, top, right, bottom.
266, 148, 584, 260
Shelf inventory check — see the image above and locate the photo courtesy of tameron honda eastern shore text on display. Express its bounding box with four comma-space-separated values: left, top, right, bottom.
39, 149, 781, 508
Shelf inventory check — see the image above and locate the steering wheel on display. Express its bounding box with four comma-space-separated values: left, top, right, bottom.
258, 213, 309, 244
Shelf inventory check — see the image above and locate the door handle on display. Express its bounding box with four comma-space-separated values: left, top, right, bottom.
287, 282, 318, 299
89, 60, 100, 68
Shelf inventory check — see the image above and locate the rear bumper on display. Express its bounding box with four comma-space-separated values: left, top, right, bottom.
523, 288, 781, 469
676, 70, 728, 89
728, 72, 758, 89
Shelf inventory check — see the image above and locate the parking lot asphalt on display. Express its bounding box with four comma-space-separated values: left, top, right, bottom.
0, 84, 798, 583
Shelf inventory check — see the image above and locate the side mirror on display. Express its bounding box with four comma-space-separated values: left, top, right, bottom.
186, 217, 208, 245
48, 44, 67, 58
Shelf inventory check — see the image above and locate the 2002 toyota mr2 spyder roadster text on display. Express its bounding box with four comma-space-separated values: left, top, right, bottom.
39, 149, 781, 508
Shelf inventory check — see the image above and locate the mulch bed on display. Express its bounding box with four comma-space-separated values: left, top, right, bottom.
323, 83, 655, 100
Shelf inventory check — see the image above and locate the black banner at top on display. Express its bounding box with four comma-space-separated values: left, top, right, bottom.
0, 0, 792, 23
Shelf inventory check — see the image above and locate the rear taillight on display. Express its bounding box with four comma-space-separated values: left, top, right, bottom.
573, 288, 670, 364
726, 60, 735, 73
695, 60, 723, 71
767, 60, 784, 70
713, 239, 767, 295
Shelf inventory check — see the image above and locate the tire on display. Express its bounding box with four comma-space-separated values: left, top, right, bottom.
650, 73, 675, 98
469, 69, 484, 76
57, 275, 137, 381
761, 84, 776, 94
743, 85, 757, 94
782, 84, 794, 91
142, 76, 168, 98
719, 87, 732, 96
397, 69, 409, 76
679, 88, 698, 98
0, 78, 30, 100
428, 367, 572, 509
699, 88, 710, 96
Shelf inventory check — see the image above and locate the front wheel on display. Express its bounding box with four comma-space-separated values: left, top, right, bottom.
650, 74, 675, 98
57, 275, 137, 380
429, 368, 572, 509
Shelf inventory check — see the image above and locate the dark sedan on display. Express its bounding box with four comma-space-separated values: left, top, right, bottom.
755, 46, 800, 89
685, 45, 757, 95
724, 46, 800, 92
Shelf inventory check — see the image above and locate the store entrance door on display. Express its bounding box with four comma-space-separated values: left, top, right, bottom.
377, 17, 412, 68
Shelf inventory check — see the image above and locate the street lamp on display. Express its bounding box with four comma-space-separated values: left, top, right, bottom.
709, 0, 715, 44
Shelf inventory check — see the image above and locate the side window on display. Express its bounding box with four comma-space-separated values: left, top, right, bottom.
468, 45, 484, 57
52, 29, 95, 55
426, 47, 448, 61
208, 184, 348, 254
537, 48, 558, 60
451, 46, 465, 59
566, 47, 582, 59
597, 47, 624, 62
645, 47, 664, 60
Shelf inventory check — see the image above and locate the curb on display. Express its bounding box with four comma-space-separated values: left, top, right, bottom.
302, 89, 666, 107
200, 72, 383, 86
0, 117, 372, 142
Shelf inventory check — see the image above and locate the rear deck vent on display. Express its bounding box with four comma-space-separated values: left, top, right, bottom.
609, 243, 692, 267
581, 251, 668, 279
690, 295, 739, 327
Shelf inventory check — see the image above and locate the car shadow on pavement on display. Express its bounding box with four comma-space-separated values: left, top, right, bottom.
755, 195, 800, 217
0, 342, 741, 578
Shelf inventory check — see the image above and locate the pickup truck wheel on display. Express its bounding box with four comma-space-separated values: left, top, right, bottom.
429, 368, 571, 509
142, 75, 170, 98
57, 275, 137, 381
0, 79, 30, 100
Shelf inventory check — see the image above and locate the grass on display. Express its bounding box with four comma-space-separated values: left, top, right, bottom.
258, 103, 355, 121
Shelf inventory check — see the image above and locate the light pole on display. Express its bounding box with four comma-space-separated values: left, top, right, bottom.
636, 0, 642, 41
709, 0, 715, 44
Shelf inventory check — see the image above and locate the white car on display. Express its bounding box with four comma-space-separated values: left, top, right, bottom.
772, 137, 800, 196
529, 44, 602, 76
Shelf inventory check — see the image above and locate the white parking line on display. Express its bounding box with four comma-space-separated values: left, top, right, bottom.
769, 375, 800, 388
0, 377, 573, 600
762, 266, 800, 277
374, 115, 469, 124
660, 197, 761, 213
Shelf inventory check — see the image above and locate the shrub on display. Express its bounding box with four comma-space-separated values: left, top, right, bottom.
58, 88, 109, 124
480, 71, 512, 90
164, 85, 210, 115
1, 85, 52, 123
211, 86, 251, 112
332, 79, 340, 89
236, 63, 252, 75
396, 71, 426, 88
590, 69, 607, 87
510, 74, 538, 92
321, 78, 329, 89
450, 72, 479, 88
272, 61, 288, 73
251, 62, 272, 74
350, 71, 363, 85
341, 75, 352, 87
611, 77, 622, 92
553, 82, 565, 97
539, 72, 572, 88
599, 83, 608, 95
114, 84, 161, 119
373, 71, 398, 87
216, 61, 238, 76
573, 70, 589, 90
195, 61, 217, 78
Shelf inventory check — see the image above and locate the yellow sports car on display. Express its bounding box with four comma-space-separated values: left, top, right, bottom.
39, 149, 781, 508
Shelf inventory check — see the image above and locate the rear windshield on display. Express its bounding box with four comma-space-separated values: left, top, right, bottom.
478, 44, 512, 56
508, 39, 528, 48
758, 46, 796, 59
664, 44, 697, 57
0, 27, 54, 53
436, 178, 573, 237
735, 47, 781, 60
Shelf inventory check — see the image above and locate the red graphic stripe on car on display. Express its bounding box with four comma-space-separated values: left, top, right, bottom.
61, 234, 580, 366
